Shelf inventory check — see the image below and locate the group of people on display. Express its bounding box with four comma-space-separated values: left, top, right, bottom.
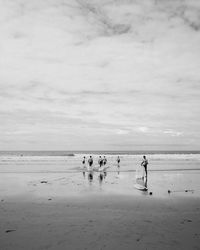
81, 155, 148, 187
82, 155, 109, 182
82, 155, 121, 169
82, 155, 148, 178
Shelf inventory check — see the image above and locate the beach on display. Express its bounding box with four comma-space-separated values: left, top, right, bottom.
0, 152, 200, 250
1, 0, 200, 249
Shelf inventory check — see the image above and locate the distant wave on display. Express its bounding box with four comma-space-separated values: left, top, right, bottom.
0, 150, 200, 157
0, 152, 200, 164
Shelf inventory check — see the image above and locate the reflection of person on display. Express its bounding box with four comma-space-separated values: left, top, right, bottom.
117, 156, 120, 167
99, 172, 104, 184
88, 171, 93, 182
141, 155, 148, 178
104, 169, 107, 178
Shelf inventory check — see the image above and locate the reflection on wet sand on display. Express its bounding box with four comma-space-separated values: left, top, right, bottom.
81, 167, 109, 186
81, 163, 148, 192
98, 172, 104, 184
117, 166, 120, 175
88, 171, 93, 182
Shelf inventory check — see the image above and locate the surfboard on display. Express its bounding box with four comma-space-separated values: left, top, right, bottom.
135, 165, 147, 191
134, 183, 148, 191
135, 165, 145, 179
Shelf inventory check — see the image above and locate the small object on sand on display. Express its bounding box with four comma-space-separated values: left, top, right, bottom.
41, 181, 48, 184
48, 198, 52, 201
185, 189, 194, 193
5, 229, 16, 233
1, 199, 4, 202
149, 192, 153, 195
168, 190, 171, 194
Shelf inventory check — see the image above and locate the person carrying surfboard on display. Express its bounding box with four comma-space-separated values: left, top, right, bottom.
141, 155, 148, 178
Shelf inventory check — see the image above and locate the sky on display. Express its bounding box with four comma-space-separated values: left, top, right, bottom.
0, 0, 200, 151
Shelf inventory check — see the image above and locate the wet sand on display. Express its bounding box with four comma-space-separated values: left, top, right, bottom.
0, 170, 200, 250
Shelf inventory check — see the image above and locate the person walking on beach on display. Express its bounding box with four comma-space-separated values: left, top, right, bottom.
102, 156, 107, 178
117, 156, 120, 167
82, 156, 86, 165
103, 156, 107, 166
98, 156, 103, 168
87, 156, 94, 182
141, 155, 148, 178
88, 156, 93, 170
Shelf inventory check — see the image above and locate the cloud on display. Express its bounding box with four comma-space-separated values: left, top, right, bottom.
163, 130, 183, 137
0, 0, 200, 150
77, 0, 131, 37
138, 127, 150, 133
115, 129, 129, 135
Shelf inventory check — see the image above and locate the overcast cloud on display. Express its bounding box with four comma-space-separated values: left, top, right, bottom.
0, 0, 200, 150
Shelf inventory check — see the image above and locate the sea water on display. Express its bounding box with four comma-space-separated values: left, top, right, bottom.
0, 151, 200, 198
0, 151, 200, 173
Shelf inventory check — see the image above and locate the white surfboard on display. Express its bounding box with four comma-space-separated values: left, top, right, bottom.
134, 183, 148, 191
135, 165, 145, 179
135, 165, 147, 191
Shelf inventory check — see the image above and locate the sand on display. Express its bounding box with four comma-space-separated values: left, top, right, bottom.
0, 169, 200, 250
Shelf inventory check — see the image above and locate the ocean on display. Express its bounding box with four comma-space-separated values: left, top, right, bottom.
0, 151, 200, 173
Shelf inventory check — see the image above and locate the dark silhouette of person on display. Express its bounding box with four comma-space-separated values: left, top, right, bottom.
88, 156, 93, 168
103, 156, 107, 165
117, 156, 120, 167
82, 156, 86, 165
141, 155, 148, 178
98, 156, 103, 168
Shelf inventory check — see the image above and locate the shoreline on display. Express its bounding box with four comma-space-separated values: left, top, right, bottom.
1, 168, 200, 173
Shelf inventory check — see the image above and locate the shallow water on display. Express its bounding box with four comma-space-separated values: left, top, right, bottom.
0, 152, 200, 200
0, 169, 200, 201
0, 152, 200, 173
